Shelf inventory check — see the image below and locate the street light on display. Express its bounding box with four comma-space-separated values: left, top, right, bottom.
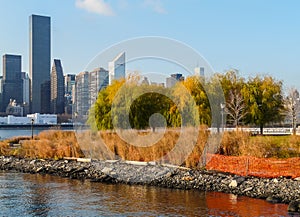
220, 102, 226, 132
31, 118, 34, 139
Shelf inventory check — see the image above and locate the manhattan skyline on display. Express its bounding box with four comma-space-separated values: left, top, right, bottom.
0, 0, 299, 91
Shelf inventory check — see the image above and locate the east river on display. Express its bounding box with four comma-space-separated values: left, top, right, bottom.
0, 129, 293, 216
0, 129, 43, 140
0, 171, 291, 216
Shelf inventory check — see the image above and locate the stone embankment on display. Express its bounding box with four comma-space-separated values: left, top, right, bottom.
0, 156, 300, 213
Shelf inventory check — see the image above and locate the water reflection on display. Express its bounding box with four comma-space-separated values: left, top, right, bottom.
0, 172, 291, 216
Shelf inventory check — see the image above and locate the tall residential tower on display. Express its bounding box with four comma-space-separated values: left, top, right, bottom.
29, 14, 51, 113
2, 54, 23, 112
51, 59, 65, 114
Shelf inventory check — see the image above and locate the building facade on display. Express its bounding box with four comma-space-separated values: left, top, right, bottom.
6, 99, 23, 116
29, 14, 51, 113
21, 72, 30, 115
194, 67, 204, 77
166, 73, 184, 88
41, 81, 51, 114
2, 54, 23, 112
65, 74, 76, 96
0, 76, 2, 113
108, 52, 125, 85
75, 71, 89, 117
64, 74, 76, 114
74, 68, 109, 119
51, 59, 65, 114
89, 67, 109, 107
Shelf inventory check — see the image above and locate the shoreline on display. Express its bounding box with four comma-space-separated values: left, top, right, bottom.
0, 156, 300, 213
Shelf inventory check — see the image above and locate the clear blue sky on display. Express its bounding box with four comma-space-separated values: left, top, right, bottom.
0, 0, 300, 91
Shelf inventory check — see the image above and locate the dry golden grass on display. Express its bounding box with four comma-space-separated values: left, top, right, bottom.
1, 128, 300, 167
0, 131, 84, 159
95, 126, 208, 166
219, 131, 300, 158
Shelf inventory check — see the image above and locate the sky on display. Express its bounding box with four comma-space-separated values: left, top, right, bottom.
0, 0, 300, 91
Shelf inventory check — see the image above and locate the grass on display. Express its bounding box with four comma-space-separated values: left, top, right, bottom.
0, 130, 84, 159
1, 128, 300, 167
219, 131, 300, 158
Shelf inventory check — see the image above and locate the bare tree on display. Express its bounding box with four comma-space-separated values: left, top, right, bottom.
225, 89, 248, 128
284, 88, 300, 135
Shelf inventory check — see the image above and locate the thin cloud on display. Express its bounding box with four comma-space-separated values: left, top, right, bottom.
76, 0, 115, 16
143, 0, 167, 14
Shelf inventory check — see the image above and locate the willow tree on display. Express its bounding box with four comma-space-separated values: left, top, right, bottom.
242, 75, 284, 134
180, 76, 211, 125
87, 79, 125, 130
89, 76, 179, 130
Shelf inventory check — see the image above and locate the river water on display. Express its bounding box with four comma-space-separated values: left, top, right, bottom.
0, 129, 44, 140
0, 129, 72, 140
0, 171, 291, 216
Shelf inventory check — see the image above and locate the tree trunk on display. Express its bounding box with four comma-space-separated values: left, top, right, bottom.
260, 124, 263, 135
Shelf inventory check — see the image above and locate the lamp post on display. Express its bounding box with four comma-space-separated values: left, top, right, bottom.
291, 97, 300, 135
220, 103, 226, 132
31, 118, 34, 139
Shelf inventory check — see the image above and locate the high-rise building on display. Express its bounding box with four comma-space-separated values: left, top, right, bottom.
41, 81, 51, 114
2, 54, 23, 112
64, 74, 76, 114
65, 74, 76, 95
74, 68, 109, 118
194, 67, 204, 77
75, 71, 89, 117
166, 73, 184, 88
21, 72, 30, 115
89, 67, 109, 107
108, 52, 125, 85
51, 59, 65, 114
0, 76, 3, 112
29, 14, 51, 113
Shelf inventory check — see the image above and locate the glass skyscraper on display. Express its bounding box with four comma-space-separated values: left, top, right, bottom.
2, 54, 23, 112
29, 14, 51, 113
108, 52, 125, 85
51, 59, 65, 114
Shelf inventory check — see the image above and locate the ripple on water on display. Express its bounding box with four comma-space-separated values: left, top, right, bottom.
0, 171, 291, 217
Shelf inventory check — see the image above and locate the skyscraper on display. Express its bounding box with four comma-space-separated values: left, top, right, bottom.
64, 74, 76, 114
89, 67, 109, 107
64, 74, 76, 96
108, 52, 125, 85
2, 54, 23, 112
21, 72, 30, 115
194, 67, 204, 77
0, 76, 3, 112
51, 59, 65, 114
29, 14, 51, 113
75, 71, 89, 117
74, 68, 109, 118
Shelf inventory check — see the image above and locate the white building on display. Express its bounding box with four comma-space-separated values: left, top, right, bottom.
27, 113, 57, 124
7, 115, 30, 124
108, 52, 125, 85
0, 113, 57, 125
0, 117, 7, 124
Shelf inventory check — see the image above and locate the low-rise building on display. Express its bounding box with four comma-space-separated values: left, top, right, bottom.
0, 113, 57, 125
27, 113, 57, 124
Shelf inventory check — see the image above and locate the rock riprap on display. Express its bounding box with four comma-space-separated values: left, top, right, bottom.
0, 156, 299, 213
